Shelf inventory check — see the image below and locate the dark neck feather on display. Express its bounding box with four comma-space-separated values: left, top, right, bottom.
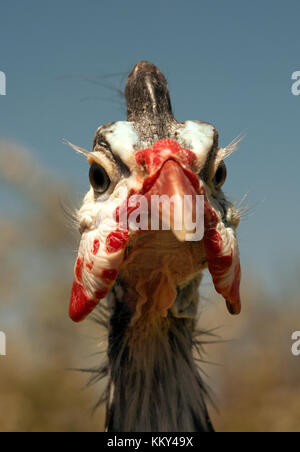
104, 289, 214, 432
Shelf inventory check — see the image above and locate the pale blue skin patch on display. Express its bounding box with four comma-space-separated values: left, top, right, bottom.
177, 121, 215, 158
104, 121, 139, 166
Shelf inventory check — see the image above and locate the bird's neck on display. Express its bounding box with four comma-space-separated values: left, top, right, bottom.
105, 282, 214, 432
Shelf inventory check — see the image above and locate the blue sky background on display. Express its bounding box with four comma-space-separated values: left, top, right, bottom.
0, 0, 299, 294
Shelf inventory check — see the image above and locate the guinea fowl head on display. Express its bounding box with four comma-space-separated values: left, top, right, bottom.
69, 61, 241, 338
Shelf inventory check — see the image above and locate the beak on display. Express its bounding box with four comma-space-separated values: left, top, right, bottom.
143, 159, 201, 242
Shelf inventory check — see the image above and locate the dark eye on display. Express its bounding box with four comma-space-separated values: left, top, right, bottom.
89, 162, 111, 194
213, 161, 227, 188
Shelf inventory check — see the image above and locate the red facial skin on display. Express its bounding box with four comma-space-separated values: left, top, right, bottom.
69, 139, 241, 322
203, 198, 241, 315
86, 262, 94, 271
70, 231, 129, 322
75, 258, 84, 284
94, 288, 109, 300
69, 281, 99, 322
70, 254, 110, 322
135, 138, 197, 175
92, 239, 100, 255
102, 269, 118, 282
136, 139, 199, 195
226, 263, 241, 315
106, 230, 129, 254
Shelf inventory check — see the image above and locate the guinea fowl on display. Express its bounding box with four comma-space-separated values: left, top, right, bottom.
68, 61, 242, 432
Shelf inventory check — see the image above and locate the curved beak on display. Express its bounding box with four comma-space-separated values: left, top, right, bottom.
143, 159, 202, 242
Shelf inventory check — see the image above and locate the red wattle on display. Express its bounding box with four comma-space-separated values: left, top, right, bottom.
204, 197, 241, 315
69, 280, 98, 323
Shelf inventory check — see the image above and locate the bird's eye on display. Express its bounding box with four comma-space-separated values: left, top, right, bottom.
213, 161, 227, 188
89, 162, 111, 194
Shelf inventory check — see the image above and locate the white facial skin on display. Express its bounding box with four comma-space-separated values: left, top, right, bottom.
69, 121, 241, 323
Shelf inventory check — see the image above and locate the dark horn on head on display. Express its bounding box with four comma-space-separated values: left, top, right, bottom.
125, 61, 174, 122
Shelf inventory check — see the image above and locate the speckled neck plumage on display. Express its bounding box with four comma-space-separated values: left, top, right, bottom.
105, 279, 214, 432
